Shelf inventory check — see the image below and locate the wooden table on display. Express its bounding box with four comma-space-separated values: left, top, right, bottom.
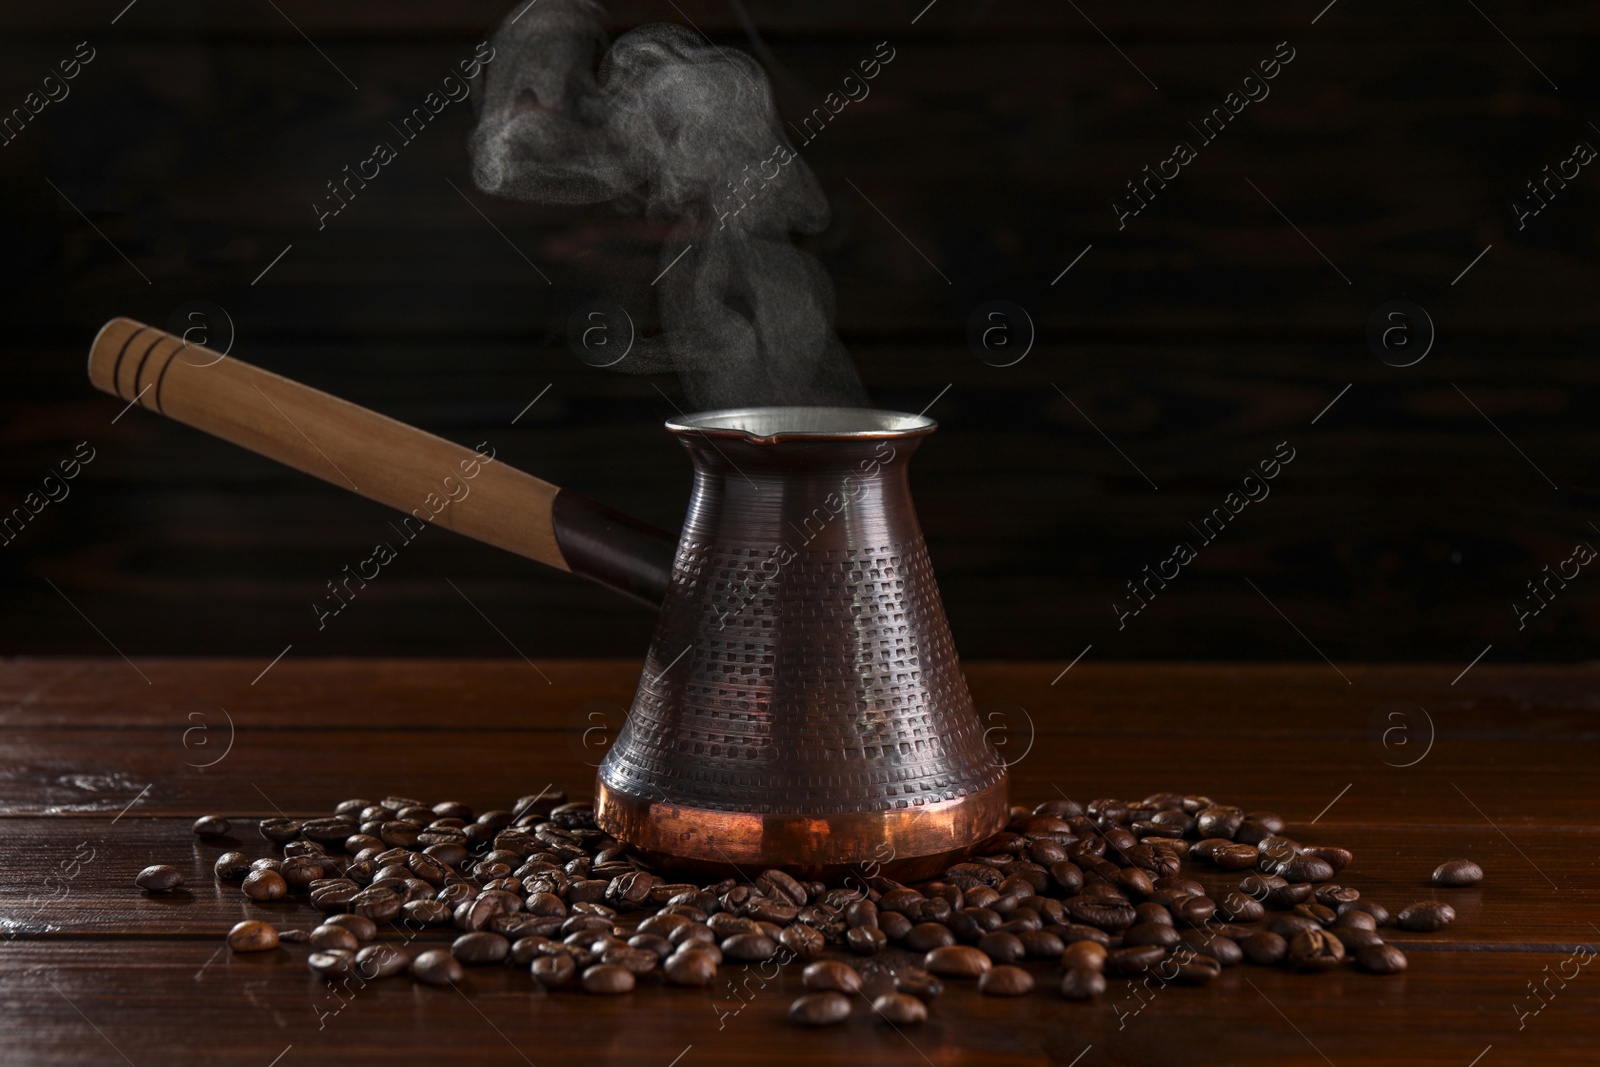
3, 659, 1596, 1066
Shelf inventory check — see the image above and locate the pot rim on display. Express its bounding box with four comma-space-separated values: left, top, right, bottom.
666, 405, 936, 443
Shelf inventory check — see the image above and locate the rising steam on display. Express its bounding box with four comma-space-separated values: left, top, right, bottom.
469, 0, 867, 410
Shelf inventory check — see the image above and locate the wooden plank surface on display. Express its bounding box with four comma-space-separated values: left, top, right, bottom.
2, 659, 1597, 1065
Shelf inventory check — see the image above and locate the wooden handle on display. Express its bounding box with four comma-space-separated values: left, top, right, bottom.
88, 317, 674, 606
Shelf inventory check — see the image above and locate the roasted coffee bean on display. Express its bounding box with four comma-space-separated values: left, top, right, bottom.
355, 943, 410, 979
281, 856, 327, 891
351, 887, 403, 922
135, 864, 185, 892
777, 921, 825, 966
1048, 861, 1084, 894
511, 936, 551, 966
315, 911, 370, 942
1030, 839, 1069, 865
423, 841, 468, 867
1269, 915, 1322, 938
1345, 900, 1391, 926
1106, 944, 1168, 976
802, 960, 863, 994
628, 932, 675, 960
872, 992, 927, 1024
1397, 901, 1456, 932
1281, 855, 1336, 884
343, 860, 377, 886
1287, 928, 1346, 971
877, 888, 922, 914
907, 896, 956, 924
1066, 898, 1137, 932
1356, 942, 1409, 974
1215, 891, 1266, 923
1172, 955, 1223, 985
453, 895, 503, 931
1019, 929, 1065, 960
1332, 927, 1384, 951
1333, 908, 1378, 931
1060, 967, 1107, 1000
1181, 930, 1242, 966
963, 885, 1002, 909
997, 907, 1042, 934
925, 945, 992, 978
1294, 903, 1337, 926
1155, 875, 1206, 897
1305, 846, 1353, 873
1060, 939, 1108, 972
1240, 931, 1288, 965
308, 949, 355, 978
403, 899, 451, 926
952, 906, 999, 939
757, 868, 808, 907
895, 968, 944, 1001
372, 863, 411, 887
452, 931, 510, 965
1172, 896, 1217, 928
530, 953, 577, 988
669, 922, 716, 947
494, 913, 559, 939
789, 991, 851, 1026
302, 817, 358, 845
721, 933, 779, 961
1213, 843, 1260, 871
602, 945, 660, 976
309, 880, 359, 912
1033, 798, 1086, 819
976, 931, 1025, 963
1117, 867, 1156, 897
1195, 806, 1245, 839
214, 852, 251, 881
1241, 872, 1313, 908
309, 924, 359, 952
847, 925, 888, 956
1058, 924, 1113, 948
639, 913, 691, 941
193, 816, 231, 838
241, 869, 287, 901
227, 920, 278, 952
1432, 860, 1484, 887
1124, 923, 1182, 949
1134, 902, 1174, 927
660, 949, 716, 986
708, 912, 756, 939
746, 898, 799, 925
979, 964, 1034, 996
411, 948, 462, 986
1269, 881, 1314, 907
1314, 885, 1361, 909
259, 817, 302, 844
904, 922, 956, 952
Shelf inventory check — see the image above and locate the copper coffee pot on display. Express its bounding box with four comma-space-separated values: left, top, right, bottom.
87, 318, 1009, 878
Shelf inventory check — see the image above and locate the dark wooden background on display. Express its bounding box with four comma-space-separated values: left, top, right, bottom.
2, 0, 1597, 664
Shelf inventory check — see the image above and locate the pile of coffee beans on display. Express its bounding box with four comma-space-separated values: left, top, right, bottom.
146, 790, 1481, 1026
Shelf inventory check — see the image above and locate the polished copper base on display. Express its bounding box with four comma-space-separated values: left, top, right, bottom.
594, 776, 1010, 883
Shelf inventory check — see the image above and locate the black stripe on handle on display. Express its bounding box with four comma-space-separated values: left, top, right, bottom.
550, 491, 676, 608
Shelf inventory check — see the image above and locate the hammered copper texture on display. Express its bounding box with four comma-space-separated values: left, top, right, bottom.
598, 419, 1005, 824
